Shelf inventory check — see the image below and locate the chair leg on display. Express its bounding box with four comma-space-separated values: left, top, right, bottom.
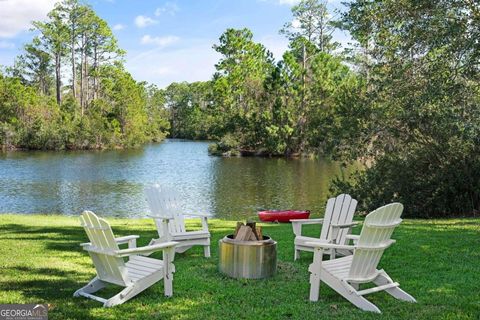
73, 276, 106, 297
309, 272, 321, 301
164, 272, 173, 297
374, 273, 416, 303
204, 245, 211, 258
163, 247, 175, 297
294, 247, 300, 261
309, 248, 323, 301
104, 285, 138, 307
321, 272, 381, 313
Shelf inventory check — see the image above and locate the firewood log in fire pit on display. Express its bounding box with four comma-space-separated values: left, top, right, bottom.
233, 221, 263, 241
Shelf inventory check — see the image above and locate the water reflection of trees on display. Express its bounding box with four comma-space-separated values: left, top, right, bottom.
210, 157, 351, 219
0, 141, 357, 218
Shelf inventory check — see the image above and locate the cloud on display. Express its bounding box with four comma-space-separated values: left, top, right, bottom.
134, 15, 158, 28
140, 35, 180, 47
0, 41, 15, 49
112, 24, 125, 31
126, 39, 220, 88
154, 2, 179, 17
291, 18, 301, 29
258, 34, 289, 61
0, 0, 58, 38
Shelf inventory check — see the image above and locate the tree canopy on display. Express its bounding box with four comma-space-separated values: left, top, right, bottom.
1, 0, 168, 150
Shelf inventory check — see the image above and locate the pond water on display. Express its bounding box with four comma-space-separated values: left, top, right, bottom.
0, 139, 354, 219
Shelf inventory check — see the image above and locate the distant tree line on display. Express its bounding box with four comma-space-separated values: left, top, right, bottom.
1, 0, 169, 150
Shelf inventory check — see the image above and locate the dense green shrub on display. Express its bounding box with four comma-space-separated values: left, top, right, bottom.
208, 133, 240, 156
330, 0, 480, 217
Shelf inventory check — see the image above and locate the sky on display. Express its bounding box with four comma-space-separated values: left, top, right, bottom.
0, 0, 351, 88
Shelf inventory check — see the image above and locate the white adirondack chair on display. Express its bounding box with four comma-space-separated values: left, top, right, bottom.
145, 185, 211, 257
307, 203, 416, 313
291, 194, 358, 260
74, 211, 178, 307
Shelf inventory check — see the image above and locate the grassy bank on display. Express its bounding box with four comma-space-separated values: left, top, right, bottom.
0, 214, 478, 319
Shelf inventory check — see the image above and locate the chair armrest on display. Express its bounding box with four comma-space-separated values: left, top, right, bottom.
345, 234, 360, 240
330, 221, 359, 229
115, 235, 140, 242
305, 241, 356, 251
290, 218, 324, 224
306, 239, 396, 251
115, 241, 179, 257
114, 235, 140, 248
329, 222, 360, 243
345, 234, 360, 239
80, 235, 140, 248
185, 214, 210, 231
291, 219, 323, 236
345, 234, 360, 244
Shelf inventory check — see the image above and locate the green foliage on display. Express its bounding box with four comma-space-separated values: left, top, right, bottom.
330, 0, 480, 217
14, 37, 55, 95
208, 133, 240, 156
169, 21, 359, 157
0, 73, 63, 149
144, 84, 170, 142
212, 27, 275, 144
166, 81, 215, 140
280, 0, 339, 53
0, 0, 168, 150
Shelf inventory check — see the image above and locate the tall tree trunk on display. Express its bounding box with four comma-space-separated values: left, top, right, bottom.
298, 42, 307, 152
55, 53, 61, 105
319, 15, 324, 52
71, 25, 76, 100
93, 44, 98, 100
85, 52, 89, 107
40, 75, 45, 95
80, 33, 85, 116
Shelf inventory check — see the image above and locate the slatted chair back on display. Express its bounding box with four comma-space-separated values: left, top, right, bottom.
348, 203, 403, 282
79, 211, 128, 286
320, 194, 358, 244
145, 185, 186, 236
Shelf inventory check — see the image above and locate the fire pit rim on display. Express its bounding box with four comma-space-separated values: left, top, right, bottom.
222, 234, 275, 246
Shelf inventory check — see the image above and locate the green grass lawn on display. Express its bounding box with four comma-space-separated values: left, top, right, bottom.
0, 214, 478, 319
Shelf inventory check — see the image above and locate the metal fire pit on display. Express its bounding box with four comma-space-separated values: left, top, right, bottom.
218, 235, 277, 279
